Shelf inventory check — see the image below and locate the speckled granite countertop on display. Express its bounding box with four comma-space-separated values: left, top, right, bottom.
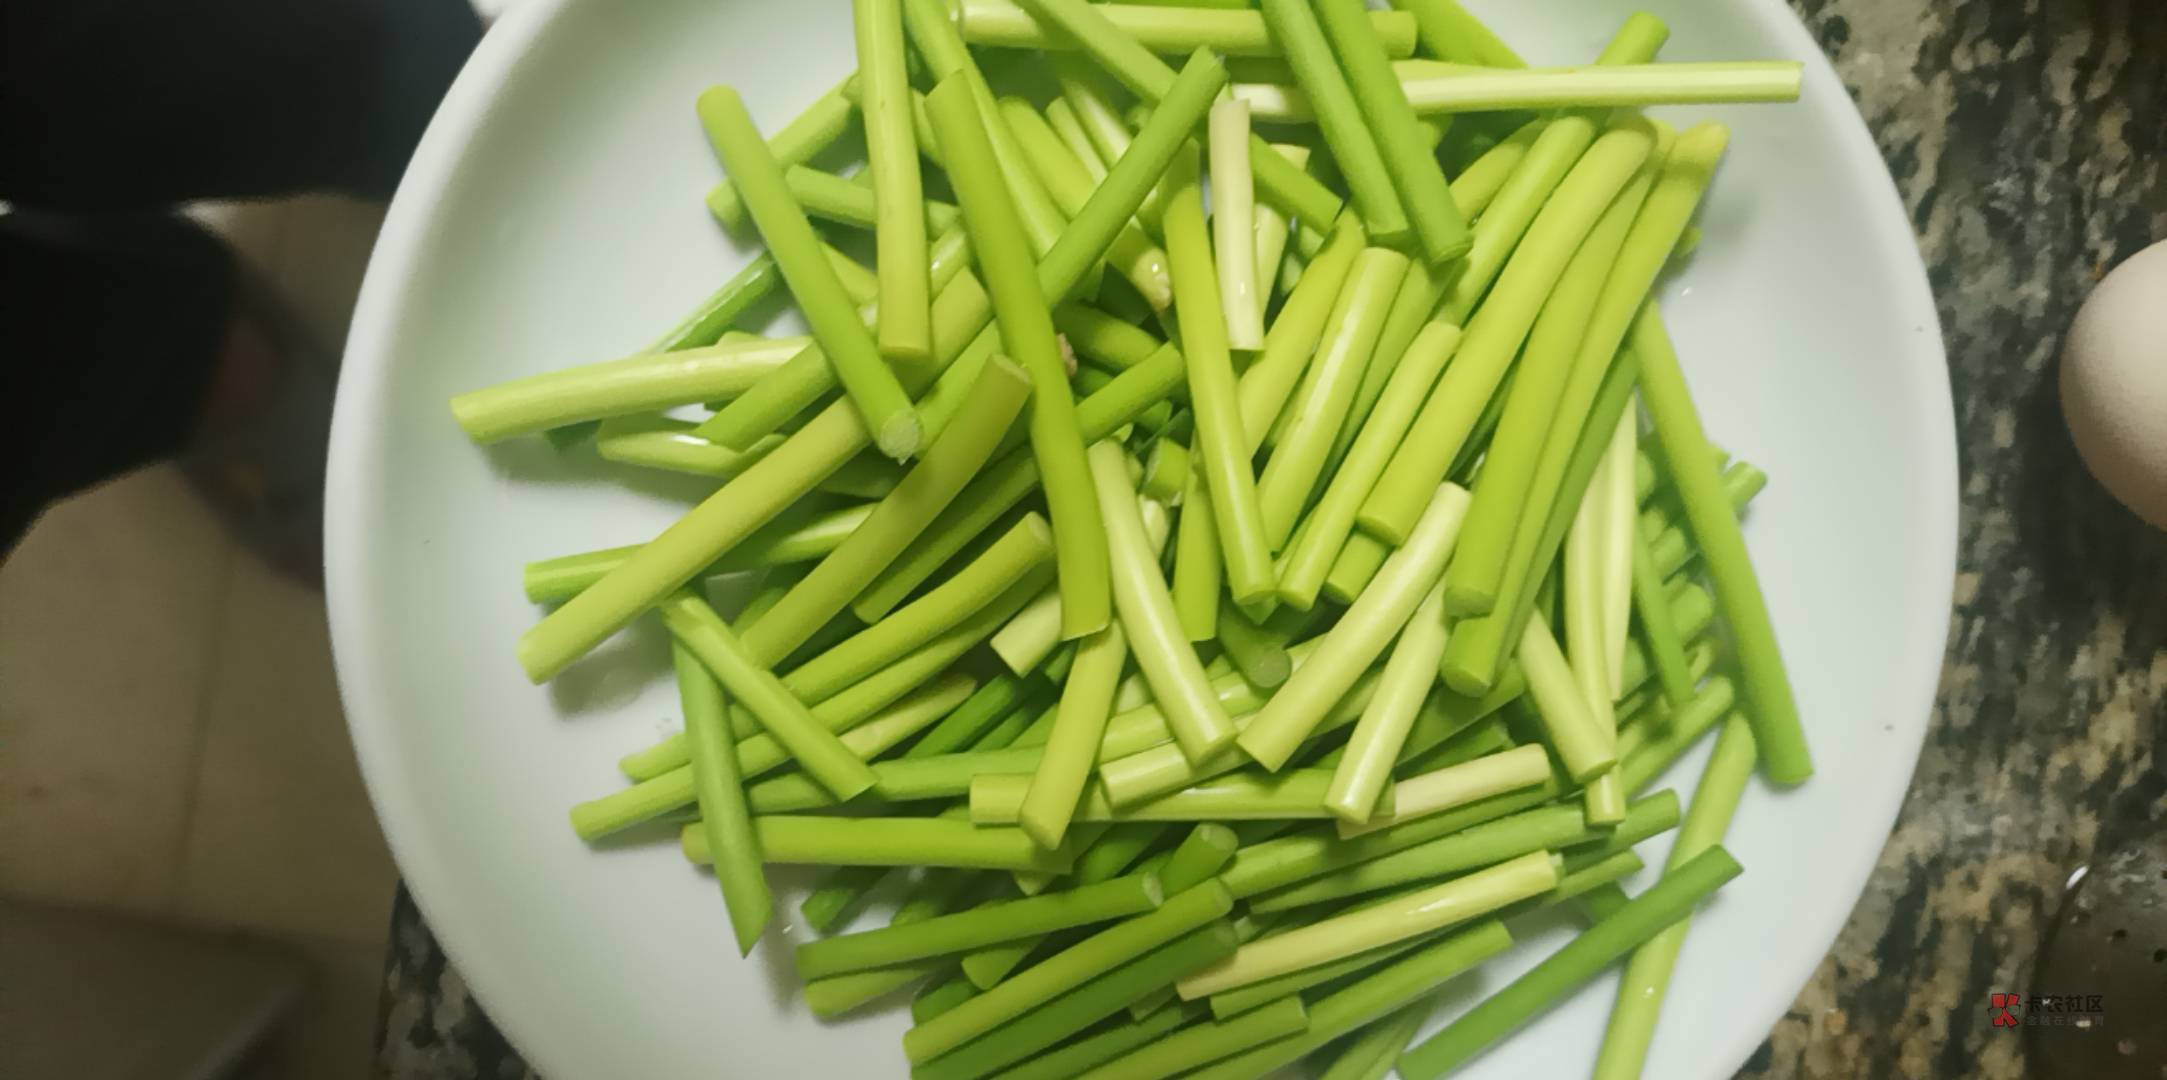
374, 2, 2167, 1076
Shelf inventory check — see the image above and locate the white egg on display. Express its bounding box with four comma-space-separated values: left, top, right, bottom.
2061, 238, 2167, 529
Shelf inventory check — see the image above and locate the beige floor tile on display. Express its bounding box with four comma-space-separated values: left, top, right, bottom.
177, 552, 396, 944
0, 466, 235, 915
272, 194, 387, 355
237, 934, 383, 1080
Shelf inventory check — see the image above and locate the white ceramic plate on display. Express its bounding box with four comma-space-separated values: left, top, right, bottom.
327, 0, 1955, 1076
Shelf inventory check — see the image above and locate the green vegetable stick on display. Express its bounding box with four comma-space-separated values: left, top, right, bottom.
927, 76, 1113, 642
692, 259, 983, 451
794, 873, 1163, 980
961, 823, 1175, 990
585, 416, 766, 480
1259, 792, 1678, 912
999, 98, 1173, 311
1278, 321, 1459, 608
1396, 62, 1801, 114
1645, 463, 1766, 577
962, 0, 1418, 58
1593, 716, 1757, 1079
776, 165, 962, 236
642, 256, 783, 353
1578, 409, 1639, 707
1213, 599, 1291, 688
1089, 442, 1238, 761
749, 745, 1040, 812
1633, 316, 1808, 781
1052, 59, 1170, 230
659, 594, 876, 799
1445, 119, 1544, 219
1252, 802, 1579, 912
1096, 663, 1388, 808
1170, 465, 1224, 643
1009, 0, 1344, 231
838, 52, 1219, 619
785, 513, 1053, 699
1253, 144, 1307, 299
1256, 0, 1408, 244
916, 922, 1240, 1080
915, 976, 983, 1024
851, 345, 1185, 626
989, 586, 1064, 674
673, 643, 770, 954
696, 86, 921, 460
683, 816, 1075, 872
798, 865, 891, 934
1230, 63, 1800, 121
449, 335, 811, 443
1217, 779, 1559, 900
1212, 842, 1644, 1017
1442, 126, 1737, 694
1359, 121, 1656, 544
1613, 641, 1712, 734
1619, 685, 1738, 795
986, 1002, 1202, 1080
1442, 121, 1662, 616
1396, 718, 1510, 777
1078, 995, 1308, 1080
1021, 621, 1130, 848
1517, 609, 1614, 782
517, 272, 994, 680
1206, 927, 1437, 1023
524, 37, 1222, 680
904, 0, 1070, 261
1044, 98, 1109, 181
1095, 644, 1314, 765
853, 0, 932, 360
738, 359, 1033, 663
1237, 484, 1470, 771
1322, 582, 1449, 822
702, 76, 857, 232
1315, 0, 1468, 261
1158, 823, 1241, 892
1162, 150, 1277, 604
803, 870, 984, 1017
1630, 499, 1697, 712
992, 503, 1167, 676
1319, 998, 1433, 1080
1338, 744, 1552, 838
1239, 219, 1367, 441
1256, 246, 1409, 548
1314, 250, 1443, 483
1389, 0, 1526, 68
904, 881, 1236, 1063
1176, 851, 1556, 998
1443, 363, 1644, 691
599, 672, 974, 838
1210, 99, 1266, 349
1140, 437, 1190, 501
1395, 847, 1745, 1079
976, 769, 1365, 824
1184, 920, 1510, 1080
1321, 531, 1389, 604
1429, 16, 1669, 327
1055, 304, 1166, 369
